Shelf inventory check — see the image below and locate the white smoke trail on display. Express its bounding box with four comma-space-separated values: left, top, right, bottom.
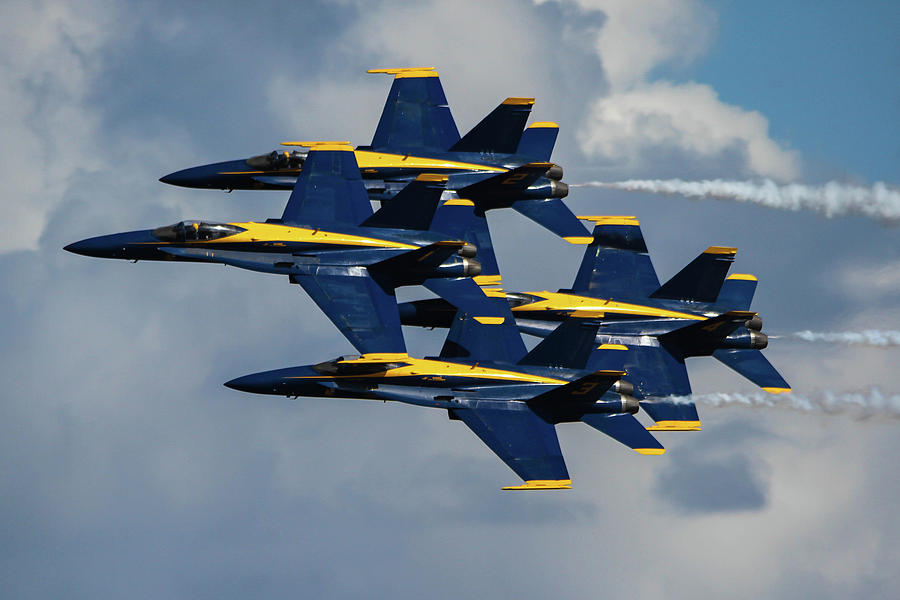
790, 330, 900, 347
670, 388, 900, 420
572, 179, 900, 224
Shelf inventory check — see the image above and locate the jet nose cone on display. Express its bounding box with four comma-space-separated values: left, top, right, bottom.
64, 237, 109, 258
225, 372, 279, 394
159, 167, 197, 187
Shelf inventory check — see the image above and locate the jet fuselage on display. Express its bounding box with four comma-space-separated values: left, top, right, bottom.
65, 220, 480, 278
225, 354, 638, 423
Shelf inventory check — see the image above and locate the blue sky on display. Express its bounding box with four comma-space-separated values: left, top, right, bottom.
1, 1, 898, 598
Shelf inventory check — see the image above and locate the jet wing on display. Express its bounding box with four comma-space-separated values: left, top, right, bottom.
290, 269, 406, 355
450, 405, 571, 490
281, 144, 374, 227
567, 216, 661, 298
368, 68, 460, 154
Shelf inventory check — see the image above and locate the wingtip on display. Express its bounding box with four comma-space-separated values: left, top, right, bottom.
502, 479, 572, 490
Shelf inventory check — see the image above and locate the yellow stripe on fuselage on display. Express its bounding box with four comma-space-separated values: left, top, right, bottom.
353, 150, 506, 172
219, 150, 507, 177
288, 355, 569, 385
167, 222, 419, 250
512, 291, 707, 321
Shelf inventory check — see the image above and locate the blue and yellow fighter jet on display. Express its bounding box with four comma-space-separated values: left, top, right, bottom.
225, 296, 667, 490
65, 142, 500, 355
159, 67, 589, 241
398, 215, 791, 429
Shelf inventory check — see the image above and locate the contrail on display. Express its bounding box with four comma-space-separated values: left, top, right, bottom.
572, 179, 900, 224
790, 330, 900, 347
670, 388, 900, 420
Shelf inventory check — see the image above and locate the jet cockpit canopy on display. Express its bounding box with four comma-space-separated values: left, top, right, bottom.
152, 221, 246, 242
246, 150, 306, 170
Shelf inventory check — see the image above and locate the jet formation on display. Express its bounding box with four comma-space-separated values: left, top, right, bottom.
66, 67, 790, 490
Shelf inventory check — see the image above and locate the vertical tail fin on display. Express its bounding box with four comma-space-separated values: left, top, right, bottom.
449, 97, 533, 154
281, 143, 373, 226
567, 216, 661, 298
587, 344, 700, 429
715, 273, 758, 310
432, 198, 500, 282
515, 121, 559, 161
516, 319, 601, 369
650, 246, 736, 303
368, 68, 460, 154
361, 174, 448, 230
439, 297, 527, 364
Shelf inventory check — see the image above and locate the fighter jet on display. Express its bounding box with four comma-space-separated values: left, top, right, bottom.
159, 67, 590, 241
398, 215, 791, 429
65, 143, 499, 355
225, 296, 666, 490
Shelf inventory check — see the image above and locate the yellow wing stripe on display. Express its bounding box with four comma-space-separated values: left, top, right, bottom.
597, 344, 628, 351
443, 199, 475, 206
563, 236, 595, 245
473, 275, 502, 286
762, 387, 792, 394
528, 121, 559, 128
647, 420, 702, 431
727, 273, 758, 281
634, 448, 666, 455
577, 215, 640, 226
502, 480, 572, 490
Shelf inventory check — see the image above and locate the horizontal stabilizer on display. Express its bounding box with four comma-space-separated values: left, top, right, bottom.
450, 97, 533, 154
517, 318, 601, 369
712, 349, 791, 393
511, 198, 591, 239
368, 67, 460, 154
451, 406, 570, 488
361, 174, 448, 230
650, 246, 736, 303
568, 216, 660, 298
529, 370, 624, 406
716, 273, 758, 311
516, 121, 559, 161
641, 399, 701, 430
581, 413, 665, 454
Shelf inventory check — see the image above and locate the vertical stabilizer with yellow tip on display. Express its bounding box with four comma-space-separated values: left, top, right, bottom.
368, 67, 460, 154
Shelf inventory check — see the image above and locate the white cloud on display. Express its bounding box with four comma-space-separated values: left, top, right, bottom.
0, 0, 123, 252
537, 0, 800, 180
578, 81, 801, 180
